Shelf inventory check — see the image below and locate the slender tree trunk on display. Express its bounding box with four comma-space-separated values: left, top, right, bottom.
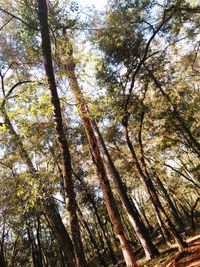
36, 217, 44, 267
27, 227, 40, 267
93, 121, 159, 259
155, 175, 184, 229
0, 244, 6, 267
37, 1, 86, 265
78, 207, 107, 267
74, 173, 117, 264
124, 125, 187, 250
64, 42, 138, 267
146, 66, 200, 157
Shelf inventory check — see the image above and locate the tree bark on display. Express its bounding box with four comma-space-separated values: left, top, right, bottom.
37, 1, 86, 266
124, 125, 187, 250
93, 121, 159, 259
64, 39, 138, 266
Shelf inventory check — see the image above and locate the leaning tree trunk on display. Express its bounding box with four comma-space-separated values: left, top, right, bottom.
64, 39, 138, 267
155, 174, 184, 229
124, 125, 187, 250
93, 121, 159, 259
37, 1, 87, 266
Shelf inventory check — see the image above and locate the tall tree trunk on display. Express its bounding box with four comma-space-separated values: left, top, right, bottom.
36, 217, 44, 267
64, 40, 138, 267
93, 121, 159, 259
0, 242, 6, 267
124, 125, 187, 250
37, 1, 86, 266
27, 227, 41, 267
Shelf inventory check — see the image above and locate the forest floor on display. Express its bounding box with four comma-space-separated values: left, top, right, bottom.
137, 229, 200, 267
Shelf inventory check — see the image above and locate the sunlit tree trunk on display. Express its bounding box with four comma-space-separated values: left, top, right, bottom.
93, 121, 159, 259
64, 40, 138, 267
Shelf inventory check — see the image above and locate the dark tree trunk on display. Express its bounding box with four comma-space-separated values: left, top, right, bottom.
43, 199, 76, 267
0, 247, 6, 267
72, 173, 117, 264
155, 175, 184, 229
37, 1, 86, 266
78, 207, 107, 267
27, 227, 40, 267
36, 217, 44, 267
124, 125, 187, 250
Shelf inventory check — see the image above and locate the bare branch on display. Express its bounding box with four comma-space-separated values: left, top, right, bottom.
0, 7, 37, 30
0, 17, 13, 31
0, 80, 32, 110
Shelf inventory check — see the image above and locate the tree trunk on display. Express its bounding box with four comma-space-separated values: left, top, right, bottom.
124, 125, 187, 250
37, 1, 86, 265
43, 200, 76, 266
0, 245, 6, 267
155, 175, 184, 229
65, 41, 138, 267
78, 206, 107, 267
93, 121, 159, 259
36, 217, 44, 267
74, 173, 117, 264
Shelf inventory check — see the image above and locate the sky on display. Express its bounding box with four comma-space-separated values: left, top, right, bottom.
78, 0, 107, 10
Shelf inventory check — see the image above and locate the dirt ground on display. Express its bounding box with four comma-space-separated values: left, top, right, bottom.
137, 233, 200, 267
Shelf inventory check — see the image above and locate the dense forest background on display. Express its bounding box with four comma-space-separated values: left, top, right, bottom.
0, 0, 199, 266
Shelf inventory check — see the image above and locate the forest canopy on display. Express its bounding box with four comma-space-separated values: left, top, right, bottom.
0, 0, 199, 266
